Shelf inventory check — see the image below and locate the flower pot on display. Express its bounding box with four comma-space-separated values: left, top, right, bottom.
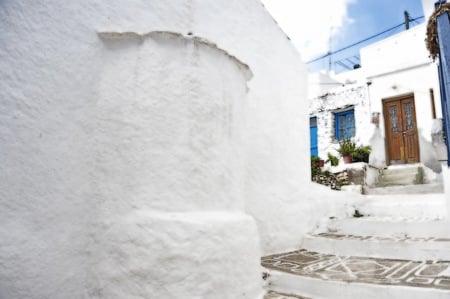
343, 154, 352, 164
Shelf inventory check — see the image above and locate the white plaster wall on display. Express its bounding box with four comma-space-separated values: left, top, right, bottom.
362, 23, 442, 129
356, 23, 441, 168
308, 72, 343, 98
0, 2, 99, 298
88, 32, 261, 299
90, 0, 309, 254
361, 25, 432, 78
443, 164, 450, 218
365, 63, 442, 168
0, 0, 313, 298
93, 32, 251, 214
364, 71, 442, 128
422, 0, 439, 20
309, 85, 373, 160
194, 1, 311, 253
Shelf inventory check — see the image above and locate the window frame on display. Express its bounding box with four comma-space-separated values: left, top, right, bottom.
334, 109, 355, 140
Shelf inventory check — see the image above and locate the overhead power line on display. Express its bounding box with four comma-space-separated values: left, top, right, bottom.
306, 16, 425, 64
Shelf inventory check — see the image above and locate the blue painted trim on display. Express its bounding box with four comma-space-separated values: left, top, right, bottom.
436, 9, 450, 165
335, 109, 355, 140
310, 117, 318, 157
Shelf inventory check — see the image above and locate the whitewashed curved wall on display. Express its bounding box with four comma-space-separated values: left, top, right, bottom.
89, 32, 260, 299
94, 32, 251, 214
0, 0, 311, 298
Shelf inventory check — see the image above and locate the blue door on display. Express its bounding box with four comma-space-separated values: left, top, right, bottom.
310, 117, 318, 157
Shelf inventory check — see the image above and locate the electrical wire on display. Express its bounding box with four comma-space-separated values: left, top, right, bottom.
307, 16, 425, 64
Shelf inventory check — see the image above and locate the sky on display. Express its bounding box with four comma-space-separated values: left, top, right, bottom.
261, 0, 425, 73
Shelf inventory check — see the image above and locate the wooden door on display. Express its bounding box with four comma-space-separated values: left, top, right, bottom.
383, 95, 420, 165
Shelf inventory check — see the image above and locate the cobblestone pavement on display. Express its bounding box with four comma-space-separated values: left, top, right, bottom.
262, 249, 450, 290
264, 290, 311, 299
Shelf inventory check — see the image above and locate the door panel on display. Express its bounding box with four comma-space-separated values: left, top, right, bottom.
383, 95, 420, 165
310, 117, 318, 157
385, 101, 404, 163
401, 99, 419, 163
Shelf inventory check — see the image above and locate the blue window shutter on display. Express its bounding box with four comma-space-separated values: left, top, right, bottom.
310, 117, 318, 156
335, 109, 355, 140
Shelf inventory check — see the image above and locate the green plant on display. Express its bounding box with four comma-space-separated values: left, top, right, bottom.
326, 152, 339, 166
310, 156, 321, 178
353, 145, 372, 162
337, 139, 356, 157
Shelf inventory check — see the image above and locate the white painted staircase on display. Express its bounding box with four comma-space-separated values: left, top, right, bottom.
376, 165, 424, 187
262, 192, 450, 299
364, 164, 444, 195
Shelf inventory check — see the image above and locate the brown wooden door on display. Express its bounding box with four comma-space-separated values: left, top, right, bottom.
383, 95, 420, 165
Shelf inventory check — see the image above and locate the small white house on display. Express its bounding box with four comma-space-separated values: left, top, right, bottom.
309, 18, 446, 175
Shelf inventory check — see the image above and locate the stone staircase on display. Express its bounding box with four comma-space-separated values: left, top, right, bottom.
363, 164, 444, 195
377, 165, 424, 187
261, 192, 450, 298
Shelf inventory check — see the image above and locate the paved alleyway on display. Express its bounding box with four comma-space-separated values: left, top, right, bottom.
262, 249, 450, 290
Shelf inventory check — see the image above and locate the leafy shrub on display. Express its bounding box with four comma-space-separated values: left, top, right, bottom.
326, 152, 339, 166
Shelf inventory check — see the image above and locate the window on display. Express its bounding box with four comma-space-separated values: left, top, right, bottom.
335, 109, 355, 140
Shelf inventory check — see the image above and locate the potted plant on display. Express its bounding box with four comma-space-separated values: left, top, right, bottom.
326, 152, 339, 166
310, 156, 322, 179
311, 155, 324, 167
337, 138, 356, 164
353, 145, 371, 163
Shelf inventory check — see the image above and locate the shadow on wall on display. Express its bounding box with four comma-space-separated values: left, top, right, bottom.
419, 129, 443, 174
368, 126, 386, 168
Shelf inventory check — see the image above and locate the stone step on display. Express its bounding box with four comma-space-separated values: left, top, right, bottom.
382, 166, 421, 176
262, 249, 450, 299
301, 233, 450, 260
326, 217, 450, 238
354, 193, 447, 218
376, 172, 421, 187
364, 183, 444, 195
374, 165, 425, 187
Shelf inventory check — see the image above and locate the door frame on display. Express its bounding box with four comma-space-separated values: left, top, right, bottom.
382, 93, 420, 165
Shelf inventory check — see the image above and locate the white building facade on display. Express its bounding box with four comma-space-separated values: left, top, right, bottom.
309, 19, 446, 175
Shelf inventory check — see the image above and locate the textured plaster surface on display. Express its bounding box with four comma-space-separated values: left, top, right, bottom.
0, 1, 311, 298
91, 211, 261, 299
88, 32, 261, 299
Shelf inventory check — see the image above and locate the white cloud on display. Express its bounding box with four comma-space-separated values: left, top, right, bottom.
261, 0, 356, 62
